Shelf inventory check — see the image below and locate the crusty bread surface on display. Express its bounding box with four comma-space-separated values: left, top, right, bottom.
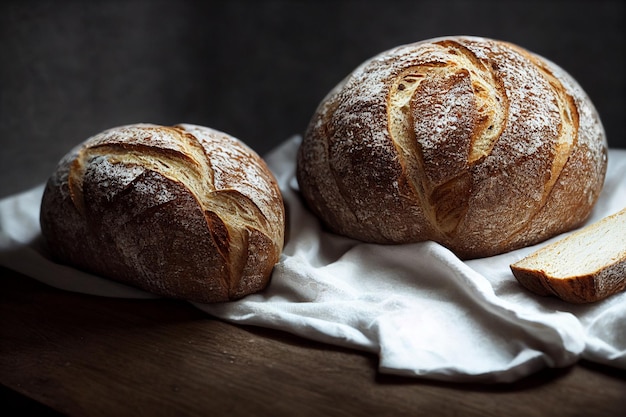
510, 207, 626, 303
40, 123, 285, 303
296, 36, 608, 259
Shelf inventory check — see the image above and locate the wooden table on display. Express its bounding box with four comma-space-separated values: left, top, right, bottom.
1, 266, 625, 417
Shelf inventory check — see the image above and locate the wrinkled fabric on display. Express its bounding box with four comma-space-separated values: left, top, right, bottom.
1, 136, 624, 383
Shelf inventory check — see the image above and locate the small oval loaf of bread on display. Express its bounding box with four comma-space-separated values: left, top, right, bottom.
40, 123, 285, 303
511, 207, 626, 303
297, 36, 608, 259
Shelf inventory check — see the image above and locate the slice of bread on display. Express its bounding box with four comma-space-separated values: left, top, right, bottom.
510, 207, 626, 303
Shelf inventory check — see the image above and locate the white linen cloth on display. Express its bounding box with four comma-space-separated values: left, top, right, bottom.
1, 136, 625, 383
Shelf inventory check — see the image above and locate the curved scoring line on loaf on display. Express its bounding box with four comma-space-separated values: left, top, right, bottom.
454, 37, 578, 251
515, 44, 579, 188
67, 126, 274, 296
175, 125, 284, 297
176, 124, 278, 240
68, 127, 215, 218
497, 43, 579, 245
433, 39, 508, 164
387, 40, 508, 238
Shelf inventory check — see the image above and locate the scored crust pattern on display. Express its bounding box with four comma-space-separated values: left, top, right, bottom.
297, 36, 607, 259
40, 123, 285, 302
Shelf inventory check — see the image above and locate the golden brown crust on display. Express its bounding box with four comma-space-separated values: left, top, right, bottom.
510, 207, 626, 303
296, 36, 608, 259
40, 123, 285, 303
511, 261, 626, 303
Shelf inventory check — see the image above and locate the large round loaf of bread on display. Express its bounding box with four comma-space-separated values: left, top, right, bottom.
40, 123, 285, 302
297, 36, 608, 259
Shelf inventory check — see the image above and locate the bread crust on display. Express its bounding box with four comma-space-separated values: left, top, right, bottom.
510, 207, 626, 303
40, 123, 285, 303
511, 262, 626, 303
297, 36, 608, 259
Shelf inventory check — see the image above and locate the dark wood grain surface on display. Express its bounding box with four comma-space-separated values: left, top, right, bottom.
1, 267, 625, 417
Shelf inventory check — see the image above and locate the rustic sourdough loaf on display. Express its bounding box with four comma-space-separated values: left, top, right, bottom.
510, 207, 626, 303
296, 36, 608, 259
40, 123, 285, 303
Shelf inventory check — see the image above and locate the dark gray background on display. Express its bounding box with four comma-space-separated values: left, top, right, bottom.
1, 0, 623, 198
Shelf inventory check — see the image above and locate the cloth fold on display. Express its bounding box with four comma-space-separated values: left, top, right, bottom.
1, 136, 625, 383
